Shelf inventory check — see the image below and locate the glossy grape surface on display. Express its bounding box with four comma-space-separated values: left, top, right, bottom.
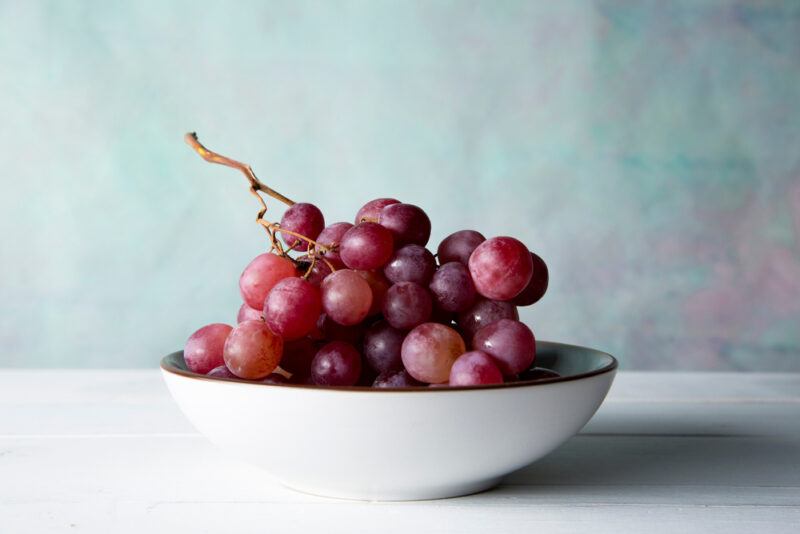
310, 341, 362, 386
223, 320, 283, 379
355, 269, 390, 316
472, 319, 535, 375
320, 269, 373, 325
239, 253, 298, 310
379, 203, 431, 247
339, 222, 395, 270
429, 262, 476, 312
372, 369, 423, 388
382, 281, 432, 330
437, 230, 485, 265
468, 236, 533, 300
449, 350, 503, 386
280, 202, 325, 250
363, 320, 404, 373
263, 277, 322, 341
512, 251, 549, 306
384, 244, 436, 285
355, 198, 400, 224
457, 297, 519, 342
184, 323, 233, 374
401, 323, 465, 383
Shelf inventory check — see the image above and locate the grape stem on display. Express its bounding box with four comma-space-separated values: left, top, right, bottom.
184, 132, 335, 267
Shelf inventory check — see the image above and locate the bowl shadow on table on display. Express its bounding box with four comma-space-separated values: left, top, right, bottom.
499, 414, 799, 490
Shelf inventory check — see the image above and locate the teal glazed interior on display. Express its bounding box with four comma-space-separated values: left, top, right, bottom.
161, 341, 616, 390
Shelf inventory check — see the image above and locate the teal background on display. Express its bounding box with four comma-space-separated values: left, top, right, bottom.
1, 1, 799, 369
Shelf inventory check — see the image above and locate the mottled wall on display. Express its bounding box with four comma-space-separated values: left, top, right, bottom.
1, 1, 798, 369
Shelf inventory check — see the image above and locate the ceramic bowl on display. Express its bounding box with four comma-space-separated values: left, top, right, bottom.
161, 340, 616, 501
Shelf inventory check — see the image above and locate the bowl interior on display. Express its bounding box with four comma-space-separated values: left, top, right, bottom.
161, 340, 616, 389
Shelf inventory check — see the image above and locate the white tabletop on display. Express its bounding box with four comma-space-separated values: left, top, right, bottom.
0, 370, 798, 533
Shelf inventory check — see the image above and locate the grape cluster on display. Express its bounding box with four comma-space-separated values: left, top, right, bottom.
184, 195, 551, 388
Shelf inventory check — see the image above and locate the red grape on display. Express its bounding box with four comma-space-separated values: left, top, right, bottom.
401, 323, 465, 383
223, 320, 283, 379
355, 198, 400, 224
184, 323, 233, 374
468, 236, 533, 300
315, 222, 353, 268
512, 251, 549, 306
296, 255, 333, 286
457, 297, 519, 342
382, 281, 432, 330
429, 262, 477, 312
310, 341, 362, 386
263, 277, 322, 341
383, 244, 436, 285
207, 364, 237, 379
339, 222, 394, 270
379, 203, 431, 247
437, 230, 486, 265
237, 303, 263, 323
449, 350, 503, 386
472, 319, 535, 375
279, 337, 318, 377
373, 369, 424, 388
239, 253, 298, 310
354, 269, 391, 316
363, 320, 404, 373
280, 202, 325, 251
320, 269, 373, 325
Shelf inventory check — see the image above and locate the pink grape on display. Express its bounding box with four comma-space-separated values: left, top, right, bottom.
401, 323, 465, 383
279, 202, 325, 250
315, 222, 353, 268
310, 341, 362, 386
259, 373, 289, 385
296, 255, 333, 286
468, 237, 533, 300
472, 319, 535, 376
239, 253, 298, 309
355, 198, 400, 224
437, 230, 486, 265
237, 303, 263, 323
355, 269, 390, 316
373, 369, 423, 388
363, 320, 404, 373
339, 222, 394, 270
379, 203, 431, 247
383, 244, 436, 285
318, 313, 366, 345
512, 251, 549, 306
279, 337, 318, 378
320, 269, 373, 325
382, 281, 432, 330
223, 320, 283, 379
429, 262, 477, 312
207, 365, 237, 379
263, 277, 322, 341
457, 297, 519, 342
449, 350, 504, 386
184, 323, 233, 374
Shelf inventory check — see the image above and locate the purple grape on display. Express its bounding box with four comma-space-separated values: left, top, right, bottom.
184, 323, 233, 374
263, 277, 322, 341
449, 350, 503, 386
207, 364, 237, 379
310, 341, 362, 386
457, 297, 519, 342
379, 203, 431, 247
382, 281, 433, 330
469, 236, 533, 300
429, 262, 477, 313
373, 369, 424, 388
437, 230, 486, 265
315, 222, 353, 268
472, 319, 536, 376
383, 244, 436, 285
363, 320, 405, 373
280, 202, 325, 251
355, 198, 400, 224
512, 251, 549, 306
339, 222, 395, 270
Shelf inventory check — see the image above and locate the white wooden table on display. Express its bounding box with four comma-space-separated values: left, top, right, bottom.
0, 371, 798, 533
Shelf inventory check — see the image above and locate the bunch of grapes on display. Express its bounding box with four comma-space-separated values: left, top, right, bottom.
182, 134, 553, 388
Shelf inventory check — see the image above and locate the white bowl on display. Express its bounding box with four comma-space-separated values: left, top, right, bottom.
161, 341, 616, 501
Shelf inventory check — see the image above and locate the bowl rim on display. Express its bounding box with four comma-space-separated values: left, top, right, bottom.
160, 340, 618, 392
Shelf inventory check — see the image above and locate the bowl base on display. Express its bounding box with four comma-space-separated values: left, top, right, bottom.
280, 476, 504, 502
